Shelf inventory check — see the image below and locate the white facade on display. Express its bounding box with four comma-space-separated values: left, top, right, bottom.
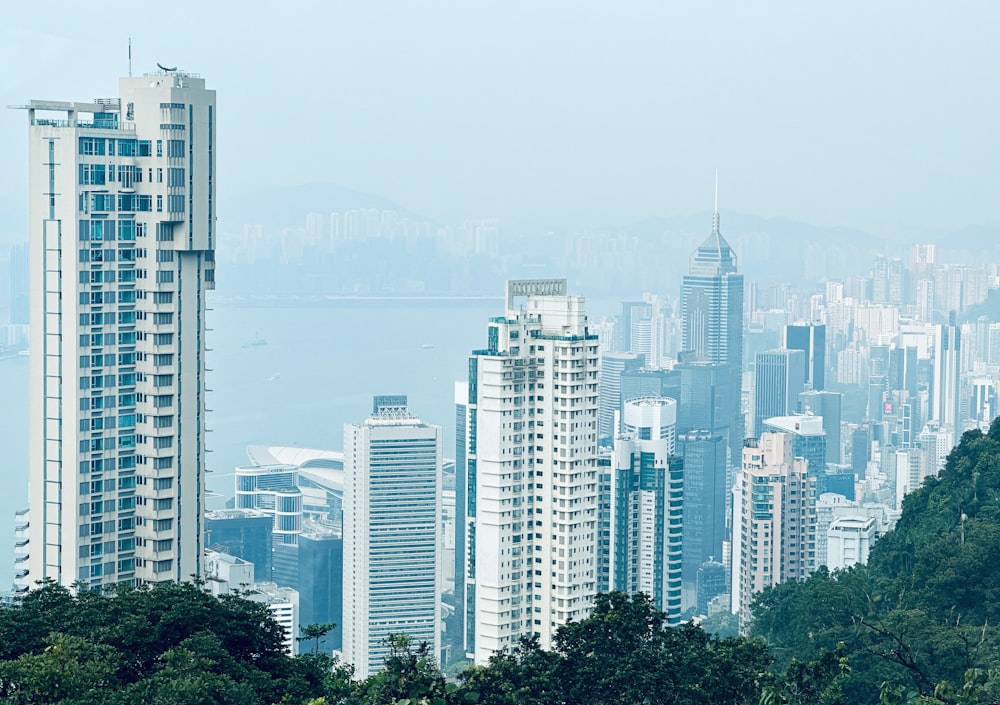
23, 72, 216, 590
732, 433, 816, 625
343, 397, 442, 679
465, 279, 600, 664
827, 516, 876, 571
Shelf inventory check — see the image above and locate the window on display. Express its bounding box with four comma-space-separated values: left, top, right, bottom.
137, 195, 152, 212
156, 250, 174, 262
153, 538, 174, 552
156, 139, 163, 157
153, 395, 173, 409
167, 195, 185, 213
155, 223, 173, 241
118, 351, 136, 365
153, 375, 174, 388
117, 194, 136, 212
78, 137, 106, 156
153, 457, 173, 470
153, 559, 173, 573
118, 558, 135, 572
118, 497, 136, 511
79, 163, 107, 185
90, 193, 114, 212
153, 477, 173, 490
153, 353, 174, 366
118, 220, 136, 241
117, 311, 136, 325
117, 290, 136, 304
118, 372, 136, 387
153, 333, 174, 346
118, 393, 136, 408
118, 249, 136, 263
118, 537, 135, 552
119, 435, 136, 449
119, 270, 137, 283
153, 313, 173, 325
167, 167, 185, 187
156, 195, 163, 212
153, 292, 173, 304
119, 517, 136, 531
118, 455, 137, 470
152, 414, 173, 428
117, 139, 138, 156
118, 413, 136, 429
152, 518, 173, 532
138, 140, 152, 156
118, 331, 136, 345
153, 498, 173, 510
152, 436, 174, 449
167, 140, 185, 158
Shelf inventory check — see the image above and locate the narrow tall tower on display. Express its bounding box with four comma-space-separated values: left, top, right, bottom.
680, 182, 744, 463
464, 279, 600, 664
608, 397, 684, 623
21, 71, 216, 589
343, 396, 442, 678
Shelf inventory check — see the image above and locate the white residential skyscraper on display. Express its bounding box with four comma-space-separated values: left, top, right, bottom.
343, 396, 442, 679
21, 71, 216, 590
732, 433, 816, 625
463, 279, 600, 664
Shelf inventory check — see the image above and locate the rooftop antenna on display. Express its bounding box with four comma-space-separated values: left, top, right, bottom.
128, 36, 132, 77
712, 168, 720, 235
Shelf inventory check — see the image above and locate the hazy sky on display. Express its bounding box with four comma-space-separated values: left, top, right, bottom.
1, 1, 997, 241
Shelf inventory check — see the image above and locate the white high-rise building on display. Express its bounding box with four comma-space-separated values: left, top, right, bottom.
732, 433, 816, 625
343, 396, 442, 679
463, 279, 600, 664
20, 71, 216, 590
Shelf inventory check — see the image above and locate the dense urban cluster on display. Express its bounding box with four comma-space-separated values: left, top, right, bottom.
2, 69, 1000, 704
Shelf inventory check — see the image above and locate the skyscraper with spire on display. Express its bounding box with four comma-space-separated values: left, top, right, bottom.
680, 178, 744, 464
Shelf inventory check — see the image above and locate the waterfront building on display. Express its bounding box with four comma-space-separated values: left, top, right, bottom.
205, 508, 274, 581
463, 279, 600, 664
21, 71, 216, 588
343, 396, 442, 678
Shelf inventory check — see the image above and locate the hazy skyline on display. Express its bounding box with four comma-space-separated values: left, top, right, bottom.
2, 1, 998, 246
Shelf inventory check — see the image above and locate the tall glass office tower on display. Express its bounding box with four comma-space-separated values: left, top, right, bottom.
680, 197, 744, 464
20, 71, 216, 590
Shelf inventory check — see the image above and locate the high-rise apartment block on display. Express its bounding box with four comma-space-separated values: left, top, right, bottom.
732, 433, 816, 624
463, 279, 600, 664
343, 396, 442, 678
608, 398, 684, 622
21, 71, 216, 589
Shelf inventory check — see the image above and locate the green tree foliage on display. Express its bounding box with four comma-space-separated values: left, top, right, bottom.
461, 591, 773, 705
0, 580, 350, 705
751, 419, 1000, 704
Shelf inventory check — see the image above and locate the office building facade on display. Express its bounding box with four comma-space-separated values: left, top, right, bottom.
343, 396, 442, 678
753, 349, 805, 438
680, 206, 744, 465
23, 71, 216, 589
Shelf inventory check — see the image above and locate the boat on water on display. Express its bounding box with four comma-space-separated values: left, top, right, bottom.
242, 333, 267, 349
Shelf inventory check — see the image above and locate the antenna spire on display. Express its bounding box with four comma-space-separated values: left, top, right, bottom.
712, 169, 720, 235
128, 36, 132, 77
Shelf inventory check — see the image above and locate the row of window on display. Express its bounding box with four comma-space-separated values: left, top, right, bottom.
79, 137, 154, 157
